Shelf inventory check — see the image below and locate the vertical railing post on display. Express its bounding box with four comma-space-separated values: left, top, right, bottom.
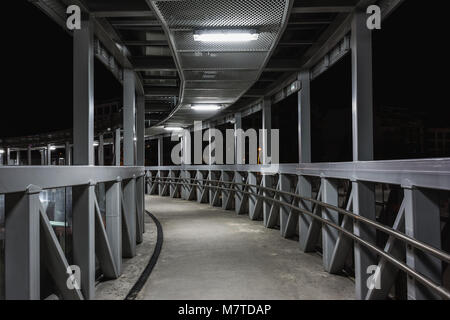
262, 174, 273, 224
136, 174, 145, 243
321, 178, 339, 272
105, 178, 122, 275
4, 185, 41, 300
72, 181, 96, 300
279, 174, 292, 237
404, 186, 442, 300
122, 176, 137, 257
248, 172, 259, 219
298, 175, 313, 251
235, 171, 245, 214
222, 170, 233, 210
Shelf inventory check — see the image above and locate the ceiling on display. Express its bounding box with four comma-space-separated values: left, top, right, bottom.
33, 0, 361, 137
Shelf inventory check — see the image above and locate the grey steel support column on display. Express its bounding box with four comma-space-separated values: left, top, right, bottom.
262, 98, 271, 162
248, 172, 261, 219
262, 175, 273, 223
105, 179, 122, 274
353, 180, 376, 298
222, 171, 233, 210
5, 185, 41, 299
65, 141, 72, 165
98, 134, 104, 166
234, 112, 242, 164
27, 146, 32, 165
298, 175, 313, 251
47, 145, 52, 165
321, 178, 339, 272
40, 149, 45, 165
351, 10, 377, 299
73, 16, 94, 166
404, 187, 442, 300
72, 182, 95, 299
137, 95, 145, 167
122, 177, 136, 256
115, 129, 121, 166
298, 70, 311, 163
136, 96, 145, 240
298, 70, 313, 251
158, 136, 163, 166
6, 147, 11, 165
17, 150, 21, 166
123, 69, 136, 166
72, 15, 95, 299
235, 171, 245, 214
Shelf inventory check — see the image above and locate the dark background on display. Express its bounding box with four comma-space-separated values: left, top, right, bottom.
1, 1, 121, 138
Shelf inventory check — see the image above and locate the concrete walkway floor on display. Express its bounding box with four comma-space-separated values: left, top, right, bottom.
139, 195, 354, 300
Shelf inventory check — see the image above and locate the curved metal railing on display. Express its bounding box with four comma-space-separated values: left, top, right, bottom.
148, 175, 450, 300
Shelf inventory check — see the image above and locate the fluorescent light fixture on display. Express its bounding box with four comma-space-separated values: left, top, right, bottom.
0, 149, 4, 154
193, 29, 259, 42
50, 146, 57, 151
191, 104, 221, 111
93, 141, 99, 147
164, 126, 183, 131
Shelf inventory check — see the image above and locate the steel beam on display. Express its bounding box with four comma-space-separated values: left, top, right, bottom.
27, 146, 32, 165
65, 141, 72, 165
73, 16, 94, 165
105, 180, 122, 275
98, 134, 104, 166
262, 98, 271, 164
351, 10, 373, 161
322, 178, 339, 272
122, 177, 136, 257
351, 10, 377, 299
123, 69, 136, 166
404, 187, 442, 300
137, 96, 145, 167
115, 128, 121, 166
298, 71, 311, 163
353, 180, 377, 298
72, 182, 95, 299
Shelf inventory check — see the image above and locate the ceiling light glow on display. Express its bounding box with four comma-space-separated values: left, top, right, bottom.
194, 29, 259, 43
164, 127, 183, 131
191, 104, 221, 111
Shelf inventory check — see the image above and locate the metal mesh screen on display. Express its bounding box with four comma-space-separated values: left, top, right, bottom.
147, 0, 292, 126
153, 0, 288, 29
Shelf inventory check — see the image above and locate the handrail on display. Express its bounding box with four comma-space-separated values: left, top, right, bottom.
148, 176, 450, 300
151, 176, 450, 264
0, 166, 145, 194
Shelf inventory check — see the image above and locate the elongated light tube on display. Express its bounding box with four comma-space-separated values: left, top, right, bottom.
164, 126, 183, 131
193, 29, 259, 43
191, 104, 221, 111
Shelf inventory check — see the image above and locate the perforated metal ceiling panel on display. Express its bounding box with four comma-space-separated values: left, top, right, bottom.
146, 0, 293, 133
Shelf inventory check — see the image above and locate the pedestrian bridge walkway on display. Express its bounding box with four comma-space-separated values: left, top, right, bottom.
139, 195, 354, 300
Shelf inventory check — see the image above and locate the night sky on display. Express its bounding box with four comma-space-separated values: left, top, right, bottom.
1, 1, 121, 138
